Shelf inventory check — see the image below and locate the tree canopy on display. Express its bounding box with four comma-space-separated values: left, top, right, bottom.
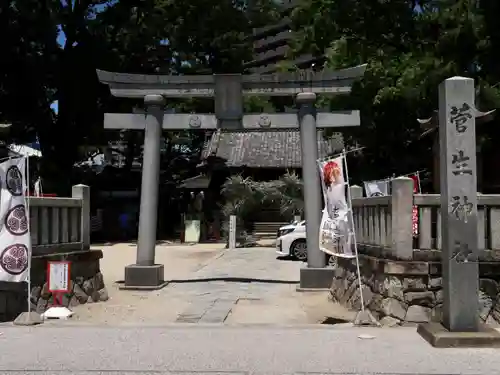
291, 0, 500, 182
1, 0, 500, 191
0, 0, 278, 193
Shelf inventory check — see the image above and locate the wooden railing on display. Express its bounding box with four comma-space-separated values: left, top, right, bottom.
28, 184, 90, 255
350, 178, 500, 259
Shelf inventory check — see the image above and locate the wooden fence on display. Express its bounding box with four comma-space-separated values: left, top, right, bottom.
28, 184, 90, 255
350, 178, 500, 259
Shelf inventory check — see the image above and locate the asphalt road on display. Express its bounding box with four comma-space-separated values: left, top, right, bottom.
0, 324, 499, 375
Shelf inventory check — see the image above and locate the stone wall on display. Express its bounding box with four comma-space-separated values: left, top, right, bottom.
0, 250, 108, 322
330, 254, 500, 327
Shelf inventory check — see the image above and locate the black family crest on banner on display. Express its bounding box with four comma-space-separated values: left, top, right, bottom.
0, 158, 30, 282
6, 165, 23, 196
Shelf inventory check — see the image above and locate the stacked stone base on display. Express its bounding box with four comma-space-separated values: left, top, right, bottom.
31, 271, 109, 314
0, 249, 108, 322
330, 253, 500, 327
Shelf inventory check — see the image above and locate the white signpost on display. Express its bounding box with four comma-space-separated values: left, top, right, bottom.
48, 261, 70, 292
229, 215, 237, 250
43, 261, 73, 320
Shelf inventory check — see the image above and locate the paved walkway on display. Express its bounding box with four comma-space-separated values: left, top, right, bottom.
69, 243, 350, 326
170, 247, 305, 324
1, 325, 499, 374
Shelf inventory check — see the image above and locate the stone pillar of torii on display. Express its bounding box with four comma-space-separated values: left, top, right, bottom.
96, 66, 366, 290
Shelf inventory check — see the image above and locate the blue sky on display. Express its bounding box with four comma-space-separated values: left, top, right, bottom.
50, 29, 65, 114
50, 101, 59, 113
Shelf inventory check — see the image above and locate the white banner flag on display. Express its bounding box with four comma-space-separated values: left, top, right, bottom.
363, 180, 389, 197
318, 156, 355, 258
0, 158, 30, 282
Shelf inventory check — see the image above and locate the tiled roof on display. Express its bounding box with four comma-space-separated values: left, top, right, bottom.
202, 130, 344, 168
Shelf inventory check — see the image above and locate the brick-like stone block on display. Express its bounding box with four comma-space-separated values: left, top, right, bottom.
329, 253, 500, 327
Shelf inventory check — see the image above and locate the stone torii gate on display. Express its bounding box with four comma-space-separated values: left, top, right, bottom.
97, 66, 366, 290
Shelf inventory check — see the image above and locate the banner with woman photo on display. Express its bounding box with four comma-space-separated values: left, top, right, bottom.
317, 156, 355, 258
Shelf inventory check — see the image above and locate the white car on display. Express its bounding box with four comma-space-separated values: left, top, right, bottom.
276, 220, 307, 260
276, 221, 336, 266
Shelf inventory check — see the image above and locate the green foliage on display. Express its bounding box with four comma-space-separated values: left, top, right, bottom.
0, 0, 59, 141
290, 0, 500, 183
219, 171, 303, 247
0, 0, 278, 193
220, 172, 304, 221
5, 0, 500, 192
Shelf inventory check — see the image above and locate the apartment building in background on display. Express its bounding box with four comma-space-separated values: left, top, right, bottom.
244, 0, 324, 74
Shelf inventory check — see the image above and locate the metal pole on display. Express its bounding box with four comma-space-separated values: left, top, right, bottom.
136, 94, 165, 266
25, 156, 31, 314
297, 92, 325, 268
341, 151, 364, 311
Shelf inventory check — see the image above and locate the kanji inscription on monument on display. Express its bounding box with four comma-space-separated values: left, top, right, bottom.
438, 76, 479, 332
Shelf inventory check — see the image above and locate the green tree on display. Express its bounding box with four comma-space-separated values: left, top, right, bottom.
1, 0, 111, 193
89, 0, 279, 183
0, 0, 59, 143
1, 0, 279, 193
290, 0, 499, 183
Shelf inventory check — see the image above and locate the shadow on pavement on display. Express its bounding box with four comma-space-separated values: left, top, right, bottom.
320, 317, 351, 325
168, 277, 299, 284
276, 255, 299, 261
113, 277, 299, 284
92, 240, 174, 247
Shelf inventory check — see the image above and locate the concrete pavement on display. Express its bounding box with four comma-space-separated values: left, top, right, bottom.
170, 246, 305, 324
0, 325, 499, 374
70, 244, 349, 325
3, 243, 499, 374
71, 243, 226, 325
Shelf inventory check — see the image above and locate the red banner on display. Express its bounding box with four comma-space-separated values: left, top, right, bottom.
409, 174, 420, 194
409, 173, 421, 237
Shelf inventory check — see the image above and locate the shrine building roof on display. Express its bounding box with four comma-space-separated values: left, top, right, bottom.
202, 130, 343, 168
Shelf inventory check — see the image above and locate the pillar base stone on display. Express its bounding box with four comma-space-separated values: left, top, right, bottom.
13, 311, 43, 326
418, 322, 500, 348
120, 264, 168, 290
297, 267, 335, 291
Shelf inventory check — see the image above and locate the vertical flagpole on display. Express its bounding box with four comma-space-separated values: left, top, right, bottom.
416, 171, 422, 193
25, 156, 32, 314
341, 149, 364, 312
